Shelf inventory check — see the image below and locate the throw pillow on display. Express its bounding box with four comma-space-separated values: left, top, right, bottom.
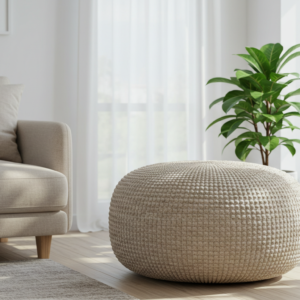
0, 84, 24, 163
0, 77, 10, 85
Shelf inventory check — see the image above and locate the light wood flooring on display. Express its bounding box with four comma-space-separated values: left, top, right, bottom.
1, 231, 300, 300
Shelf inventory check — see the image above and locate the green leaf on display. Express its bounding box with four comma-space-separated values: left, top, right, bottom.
273, 99, 290, 113
234, 108, 244, 115
279, 137, 289, 142
243, 79, 285, 103
241, 148, 253, 161
262, 80, 287, 94
284, 88, 300, 100
260, 43, 283, 73
274, 99, 284, 109
271, 123, 283, 135
222, 90, 245, 113
221, 119, 245, 138
236, 111, 252, 119
222, 137, 238, 153
254, 113, 267, 124
277, 44, 300, 68
239, 73, 266, 91
235, 140, 252, 161
233, 101, 253, 113
262, 113, 283, 123
237, 54, 263, 73
206, 115, 237, 131
283, 78, 300, 85
282, 125, 300, 131
236, 70, 253, 80
260, 102, 268, 114
261, 91, 281, 102
290, 102, 300, 113
282, 144, 296, 156
279, 137, 293, 145
278, 51, 300, 72
260, 81, 287, 102
250, 91, 264, 101
283, 118, 294, 127
270, 72, 287, 82
259, 136, 279, 151
222, 96, 245, 113
286, 139, 300, 144
207, 77, 240, 86
218, 127, 251, 137
223, 90, 244, 101
237, 127, 252, 132
270, 119, 283, 134
209, 97, 224, 109
237, 131, 260, 140
235, 138, 243, 147
281, 72, 300, 78
230, 77, 243, 89
271, 106, 277, 114
246, 47, 271, 78
284, 111, 300, 118
234, 69, 253, 75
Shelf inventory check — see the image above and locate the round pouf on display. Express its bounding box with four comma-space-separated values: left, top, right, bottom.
109, 161, 300, 283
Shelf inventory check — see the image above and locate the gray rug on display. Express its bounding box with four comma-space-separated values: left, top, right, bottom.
0, 260, 138, 299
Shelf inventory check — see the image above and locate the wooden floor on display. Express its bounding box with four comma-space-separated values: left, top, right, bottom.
1, 232, 300, 300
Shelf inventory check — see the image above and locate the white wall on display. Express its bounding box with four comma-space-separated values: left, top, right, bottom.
0, 0, 79, 122
0, 0, 79, 229
281, 0, 300, 174
244, 0, 282, 168
53, 0, 79, 230
53, 1, 79, 137
0, 0, 57, 120
203, 0, 248, 162
246, 0, 281, 49
204, 0, 248, 162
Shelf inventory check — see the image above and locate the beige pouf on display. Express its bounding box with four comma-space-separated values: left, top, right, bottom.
109, 161, 300, 283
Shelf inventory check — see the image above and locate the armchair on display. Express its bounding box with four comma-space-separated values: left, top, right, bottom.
0, 121, 72, 258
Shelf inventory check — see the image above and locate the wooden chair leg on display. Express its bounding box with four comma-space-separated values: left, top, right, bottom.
0, 238, 8, 243
36, 236, 52, 259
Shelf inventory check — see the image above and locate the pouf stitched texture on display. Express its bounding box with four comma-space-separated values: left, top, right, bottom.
109, 161, 300, 283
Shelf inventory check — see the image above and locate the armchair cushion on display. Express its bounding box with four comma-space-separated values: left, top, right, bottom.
0, 160, 68, 214
17, 121, 73, 230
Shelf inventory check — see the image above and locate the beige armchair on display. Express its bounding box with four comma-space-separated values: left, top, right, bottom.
0, 121, 72, 258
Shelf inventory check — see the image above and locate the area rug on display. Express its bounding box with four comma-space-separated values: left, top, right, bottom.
0, 259, 138, 299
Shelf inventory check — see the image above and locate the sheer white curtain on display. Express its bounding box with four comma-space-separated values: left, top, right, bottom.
77, 0, 241, 232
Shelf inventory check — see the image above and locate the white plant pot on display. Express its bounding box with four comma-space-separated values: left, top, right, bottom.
283, 170, 298, 181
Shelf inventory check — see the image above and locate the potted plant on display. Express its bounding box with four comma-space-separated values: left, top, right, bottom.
207, 43, 300, 179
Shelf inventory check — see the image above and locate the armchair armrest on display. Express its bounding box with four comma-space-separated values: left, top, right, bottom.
17, 120, 73, 230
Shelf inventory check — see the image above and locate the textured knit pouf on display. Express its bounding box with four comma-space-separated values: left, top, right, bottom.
109, 161, 300, 283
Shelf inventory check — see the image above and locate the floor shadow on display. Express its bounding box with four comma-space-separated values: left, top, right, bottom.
120, 272, 300, 299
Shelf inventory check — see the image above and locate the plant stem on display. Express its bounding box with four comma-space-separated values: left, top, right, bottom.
265, 121, 270, 166
253, 122, 265, 165
265, 151, 269, 165
265, 100, 271, 166
251, 110, 266, 165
